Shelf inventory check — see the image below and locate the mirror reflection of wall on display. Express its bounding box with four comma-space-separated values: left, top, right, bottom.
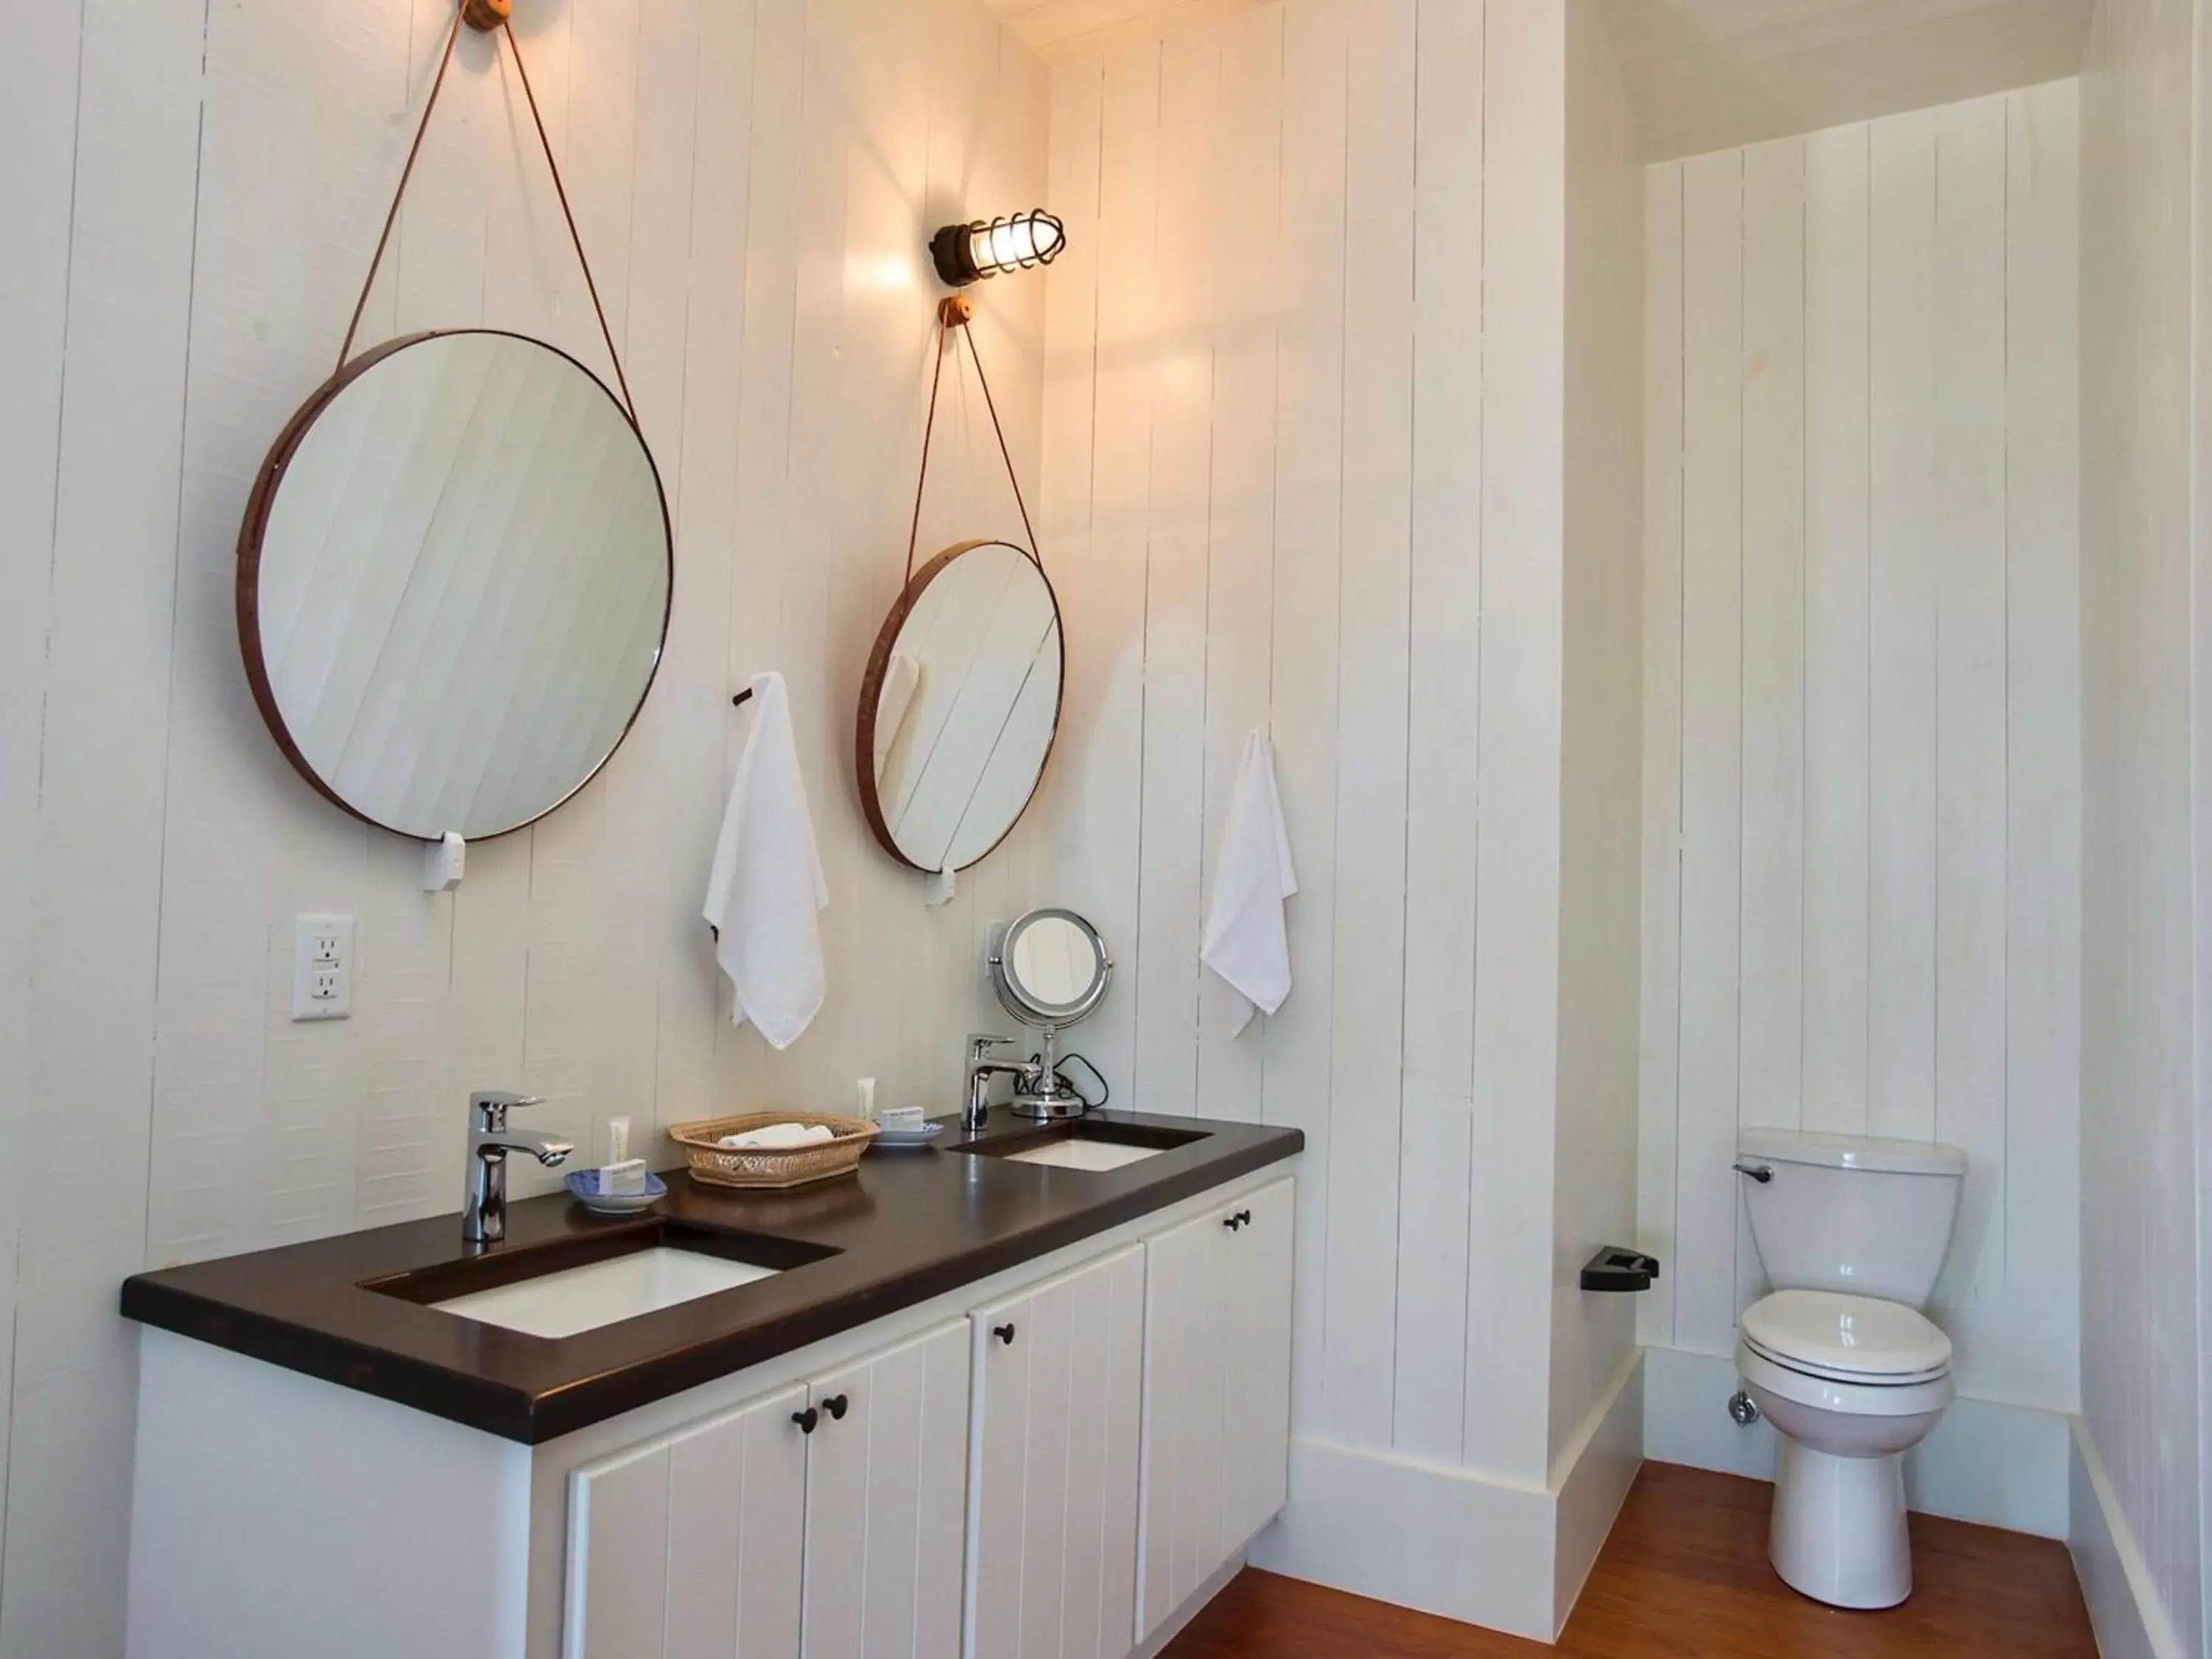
1009, 914, 1102, 1010
858, 539, 1062, 875
239, 330, 672, 843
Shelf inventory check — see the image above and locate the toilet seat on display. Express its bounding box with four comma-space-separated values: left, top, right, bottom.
1740, 1290, 1951, 1386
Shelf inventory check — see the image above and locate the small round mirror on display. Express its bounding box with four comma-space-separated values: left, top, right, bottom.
991, 908, 1110, 1028
238, 330, 672, 842
856, 540, 1062, 875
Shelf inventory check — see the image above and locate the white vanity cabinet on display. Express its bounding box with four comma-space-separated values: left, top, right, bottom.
964, 1245, 1147, 1659
563, 1320, 970, 1659
126, 1162, 1297, 1659
1136, 1178, 1295, 1645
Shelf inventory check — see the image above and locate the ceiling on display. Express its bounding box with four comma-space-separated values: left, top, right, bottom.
1594, 0, 2096, 159
992, 0, 2095, 160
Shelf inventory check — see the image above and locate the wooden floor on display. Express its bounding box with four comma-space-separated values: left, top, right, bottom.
1162, 1463, 2098, 1658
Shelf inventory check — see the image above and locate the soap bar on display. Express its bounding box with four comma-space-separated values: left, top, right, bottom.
600, 1158, 647, 1196
880, 1106, 928, 1132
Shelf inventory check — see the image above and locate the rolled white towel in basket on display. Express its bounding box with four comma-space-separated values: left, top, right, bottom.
718, 1122, 836, 1150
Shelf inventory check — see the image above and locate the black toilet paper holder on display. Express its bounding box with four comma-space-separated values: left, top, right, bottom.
1581, 1246, 1661, 1293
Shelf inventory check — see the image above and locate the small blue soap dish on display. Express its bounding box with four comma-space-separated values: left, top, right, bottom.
565, 1168, 667, 1217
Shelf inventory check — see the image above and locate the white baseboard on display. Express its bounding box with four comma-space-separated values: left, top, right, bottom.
1552, 1352, 1645, 1634
1249, 1437, 1557, 1641
2069, 1419, 2189, 1659
1641, 1344, 2071, 1539
1250, 1352, 1647, 1643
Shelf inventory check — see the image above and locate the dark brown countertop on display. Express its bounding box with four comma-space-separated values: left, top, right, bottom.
120, 1110, 1301, 1443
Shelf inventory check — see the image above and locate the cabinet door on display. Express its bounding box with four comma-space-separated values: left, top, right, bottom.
565, 1382, 809, 1659
1222, 1178, 1295, 1544
1136, 1203, 1236, 1643
800, 1319, 971, 1659
1136, 1178, 1297, 1645
967, 1245, 1145, 1659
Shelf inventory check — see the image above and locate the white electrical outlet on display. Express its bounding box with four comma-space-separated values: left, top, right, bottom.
291, 914, 355, 1021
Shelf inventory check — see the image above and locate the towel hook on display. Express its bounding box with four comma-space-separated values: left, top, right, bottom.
731, 687, 756, 709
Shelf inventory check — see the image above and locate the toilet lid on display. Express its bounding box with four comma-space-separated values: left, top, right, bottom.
1741, 1290, 1952, 1382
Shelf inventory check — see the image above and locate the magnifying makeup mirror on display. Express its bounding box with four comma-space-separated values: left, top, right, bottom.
987, 909, 1112, 1119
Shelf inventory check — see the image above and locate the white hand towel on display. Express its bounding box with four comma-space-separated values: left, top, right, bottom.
703, 672, 830, 1049
1200, 731, 1298, 1036
720, 1123, 836, 1150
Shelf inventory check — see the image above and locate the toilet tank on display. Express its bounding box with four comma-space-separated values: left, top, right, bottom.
1736, 1130, 1966, 1308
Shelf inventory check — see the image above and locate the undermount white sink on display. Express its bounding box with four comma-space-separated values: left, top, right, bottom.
431, 1247, 782, 1339
1000, 1139, 1169, 1172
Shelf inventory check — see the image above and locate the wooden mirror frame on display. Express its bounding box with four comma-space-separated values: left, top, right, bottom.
854, 539, 1065, 874
237, 328, 675, 844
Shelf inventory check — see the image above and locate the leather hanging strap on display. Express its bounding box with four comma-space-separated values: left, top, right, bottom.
337, 5, 638, 425
903, 301, 1043, 583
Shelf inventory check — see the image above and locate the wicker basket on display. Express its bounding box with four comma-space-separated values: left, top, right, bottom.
668, 1112, 880, 1190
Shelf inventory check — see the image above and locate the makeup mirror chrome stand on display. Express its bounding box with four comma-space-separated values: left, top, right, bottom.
987, 909, 1113, 1120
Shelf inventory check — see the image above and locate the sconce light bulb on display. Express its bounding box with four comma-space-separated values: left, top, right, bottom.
931, 209, 1067, 288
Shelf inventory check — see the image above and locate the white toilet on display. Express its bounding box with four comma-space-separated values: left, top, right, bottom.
1733, 1129, 1966, 1610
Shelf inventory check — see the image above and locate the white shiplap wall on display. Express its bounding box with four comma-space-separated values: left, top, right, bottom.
1037, 0, 1604, 1497
1637, 83, 2081, 1415
1, 1, 1046, 1650
2077, 0, 2208, 1650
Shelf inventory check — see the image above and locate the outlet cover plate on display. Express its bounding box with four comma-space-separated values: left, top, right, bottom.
291, 914, 354, 1021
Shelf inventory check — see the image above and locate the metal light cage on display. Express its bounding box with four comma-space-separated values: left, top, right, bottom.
931, 209, 1067, 287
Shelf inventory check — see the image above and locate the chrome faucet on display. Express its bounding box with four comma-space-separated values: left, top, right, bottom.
463, 1090, 574, 1245
964, 1035, 1033, 1134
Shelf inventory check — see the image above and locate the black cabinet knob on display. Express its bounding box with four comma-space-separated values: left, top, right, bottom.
792, 1406, 818, 1435
1222, 1215, 1242, 1231
822, 1394, 849, 1422
1237, 1209, 1253, 1227
993, 1323, 1017, 1346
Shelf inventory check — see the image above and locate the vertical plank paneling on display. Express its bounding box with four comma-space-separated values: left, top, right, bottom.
1868, 108, 1940, 1145
1737, 137, 1806, 1135
1642, 87, 2080, 1411
1801, 121, 1873, 1139
10, 0, 204, 1641
1057, 40, 1160, 1097
1132, 28, 1219, 1116
1672, 147, 1745, 1357
1026, 50, 1105, 1107
664, 1412, 743, 1659
859, 1338, 925, 1659
1466, 0, 1567, 1476
915, 1312, 971, 1659
1637, 161, 1686, 1349
1096, 1248, 1147, 1659
2002, 77, 2081, 1413
723, 0, 807, 1107
1262, 0, 1346, 1441
1017, 1278, 1074, 1659
4, 3, 1051, 1643
1930, 94, 2011, 1332
652, 0, 752, 1141
1734, 135, 1807, 1318
971, 1287, 1033, 1659
0, 0, 84, 1559
1394, 0, 1485, 1458
571, 1441, 672, 1657
1193, 7, 1283, 1124
733, 1391, 808, 1654
1321, 0, 1416, 1451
